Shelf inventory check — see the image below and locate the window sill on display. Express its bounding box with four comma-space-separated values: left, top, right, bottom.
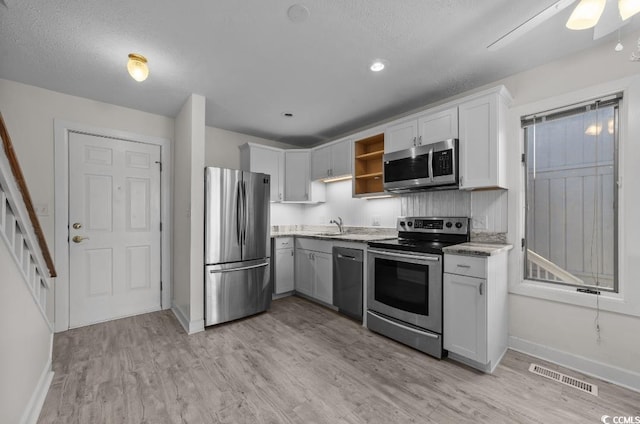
509, 279, 640, 318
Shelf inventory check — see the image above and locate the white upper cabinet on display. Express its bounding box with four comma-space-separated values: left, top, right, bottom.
239, 143, 284, 202
458, 87, 510, 190
385, 119, 418, 153
285, 150, 326, 202
385, 107, 458, 154
311, 138, 352, 180
311, 145, 331, 181
418, 107, 458, 145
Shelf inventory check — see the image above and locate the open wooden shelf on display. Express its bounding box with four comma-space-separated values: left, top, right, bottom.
355, 171, 383, 180
355, 150, 384, 160
353, 133, 385, 196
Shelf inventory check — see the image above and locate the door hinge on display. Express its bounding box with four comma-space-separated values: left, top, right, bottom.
521, 238, 525, 250
155, 160, 162, 172
160, 281, 163, 291
160, 222, 163, 231
521, 153, 526, 163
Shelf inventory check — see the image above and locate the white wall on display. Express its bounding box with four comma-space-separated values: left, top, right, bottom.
172, 94, 205, 333
0, 79, 175, 246
495, 30, 640, 384
0, 78, 175, 325
0, 242, 52, 424
205, 126, 294, 170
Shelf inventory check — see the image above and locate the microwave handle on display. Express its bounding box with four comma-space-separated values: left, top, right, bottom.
428, 148, 434, 183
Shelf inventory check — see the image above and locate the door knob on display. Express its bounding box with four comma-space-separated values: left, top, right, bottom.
72, 223, 82, 229
72, 235, 89, 243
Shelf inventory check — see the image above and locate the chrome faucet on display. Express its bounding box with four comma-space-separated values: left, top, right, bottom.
330, 217, 344, 234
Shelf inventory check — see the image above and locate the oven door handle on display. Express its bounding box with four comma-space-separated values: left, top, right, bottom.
368, 248, 440, 262
368, 311, 439, 339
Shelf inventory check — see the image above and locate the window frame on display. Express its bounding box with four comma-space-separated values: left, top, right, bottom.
506, 76, 640, 318
521, 96, 620, 293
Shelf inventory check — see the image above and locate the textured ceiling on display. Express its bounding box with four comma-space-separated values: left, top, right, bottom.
1, 1, 639, 146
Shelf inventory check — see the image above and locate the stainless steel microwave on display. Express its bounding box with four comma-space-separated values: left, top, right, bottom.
383, 138, 458, 193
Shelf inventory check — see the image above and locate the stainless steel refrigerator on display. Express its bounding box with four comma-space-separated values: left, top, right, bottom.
205, 167, 271, 326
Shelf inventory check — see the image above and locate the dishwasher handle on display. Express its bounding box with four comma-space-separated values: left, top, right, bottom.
333, 247, 364, 263
337, 253, 360, 261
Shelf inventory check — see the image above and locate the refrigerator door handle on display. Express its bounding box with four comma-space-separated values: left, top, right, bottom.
208, 262, 269, 273
242, 181, 249, 246
235, 181, 242, 245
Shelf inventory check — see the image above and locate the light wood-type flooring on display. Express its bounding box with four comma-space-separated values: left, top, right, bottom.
39, 296, 640, 423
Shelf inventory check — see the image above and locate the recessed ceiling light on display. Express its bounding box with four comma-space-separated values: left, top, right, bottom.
370, 60, 387, 72
281, 112, 294, 118
287, 4, 310, 23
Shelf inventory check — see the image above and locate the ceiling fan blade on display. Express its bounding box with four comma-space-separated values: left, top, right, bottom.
593, 0, 627, 39
487, 0, 578, 51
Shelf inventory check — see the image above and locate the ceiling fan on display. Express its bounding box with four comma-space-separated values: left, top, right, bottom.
487, 0, 640, 51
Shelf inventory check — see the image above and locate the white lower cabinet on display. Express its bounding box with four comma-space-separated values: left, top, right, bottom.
294, 239, 333, 305
443, 273, 487, 363
273, 238, 294, 294
443, 252, 508, 373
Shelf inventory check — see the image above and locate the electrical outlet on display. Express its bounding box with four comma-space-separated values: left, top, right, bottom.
372, 216, 381, 226
472, 215, 488, 230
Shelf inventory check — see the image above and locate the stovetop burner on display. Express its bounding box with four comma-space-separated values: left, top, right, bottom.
368, 216, 470, 254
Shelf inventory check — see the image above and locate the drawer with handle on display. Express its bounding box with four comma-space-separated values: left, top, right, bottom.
444, 254, 486, 279
274, 237, 293, 249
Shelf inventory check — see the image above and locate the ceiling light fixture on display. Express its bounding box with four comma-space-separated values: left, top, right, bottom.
566, 0, 640, 30
619, 0, 640, 20
127, 53, 149, 82
566, 0, 606, 30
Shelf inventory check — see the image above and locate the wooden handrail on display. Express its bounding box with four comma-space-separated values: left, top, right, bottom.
0, 112, 57, 278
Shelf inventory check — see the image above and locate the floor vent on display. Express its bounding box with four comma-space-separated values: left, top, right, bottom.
528, 364, 598, 396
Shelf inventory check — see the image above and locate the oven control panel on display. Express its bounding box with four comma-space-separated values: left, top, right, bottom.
397, 217, 469, 235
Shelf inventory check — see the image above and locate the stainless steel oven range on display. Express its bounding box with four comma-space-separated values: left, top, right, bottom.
367, 217, 470, 358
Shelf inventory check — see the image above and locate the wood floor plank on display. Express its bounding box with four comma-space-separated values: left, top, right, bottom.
38, 296, 640, 424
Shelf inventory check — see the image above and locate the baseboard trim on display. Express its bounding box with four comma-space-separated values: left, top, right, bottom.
20, 358, 53, 424
509, 336, 640, 393
171, 304, 204, 335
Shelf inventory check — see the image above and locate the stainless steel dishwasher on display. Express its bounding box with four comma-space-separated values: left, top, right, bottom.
333, 247, 363, 321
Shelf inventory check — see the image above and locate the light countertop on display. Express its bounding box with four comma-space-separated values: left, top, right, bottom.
442, 242, 513, 257
271, 225, 396, 243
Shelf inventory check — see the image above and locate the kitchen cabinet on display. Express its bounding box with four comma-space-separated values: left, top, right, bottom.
285, 150, 326, 202
240, 143, 284, 202
458, 87, 510, 189
384, 107, 458, 154
443, 252, 508, 373
295, 238, 333, 305
311, 138, 352, 181
273, 238, 294, 294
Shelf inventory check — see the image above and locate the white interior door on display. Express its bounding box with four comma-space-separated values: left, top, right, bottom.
68, 132, 161, 328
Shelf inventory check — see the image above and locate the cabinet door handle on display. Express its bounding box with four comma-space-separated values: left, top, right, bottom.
456, 264, 471, 268
418, 135, 422, 145
460, 175, 464, 186
479, 282, 484, 295
291, 250, 294, 256
412, 136, 417, 146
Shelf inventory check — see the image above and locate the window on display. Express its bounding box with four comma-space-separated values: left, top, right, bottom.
522, 94, 620, 292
